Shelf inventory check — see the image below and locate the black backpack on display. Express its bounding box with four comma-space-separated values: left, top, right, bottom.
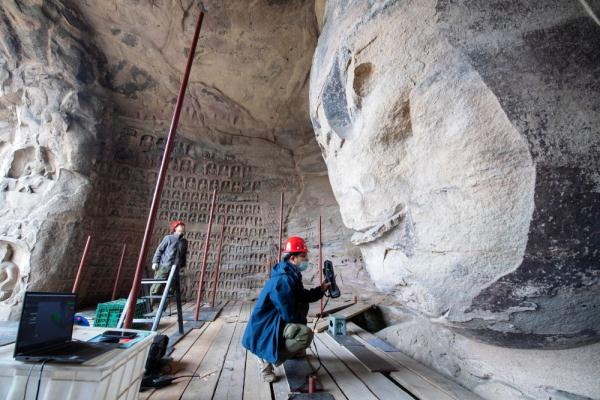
144, 334, 169, 375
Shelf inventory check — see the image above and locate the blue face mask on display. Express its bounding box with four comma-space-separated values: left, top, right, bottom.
298, 261, 310, 272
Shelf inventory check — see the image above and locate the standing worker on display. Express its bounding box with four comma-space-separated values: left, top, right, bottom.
242, 236, 331, 383
150, 220, 188, 305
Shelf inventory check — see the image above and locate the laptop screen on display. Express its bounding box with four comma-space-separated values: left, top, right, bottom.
14, 292, 76, 356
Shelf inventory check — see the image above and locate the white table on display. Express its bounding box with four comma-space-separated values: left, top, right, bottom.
0, 326, 155, 400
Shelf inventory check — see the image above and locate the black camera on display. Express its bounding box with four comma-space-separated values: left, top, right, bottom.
323, 260, 340, 298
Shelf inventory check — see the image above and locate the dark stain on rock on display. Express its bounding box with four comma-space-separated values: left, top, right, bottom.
108, 65, 157, 98
450, 325, 599, 349
467, 166, 600, 347
121, 33, 138, 47
0, 7, 23, 61
266, 0, 299, 6
472, 167, 599, 312
322, 51, 353, 139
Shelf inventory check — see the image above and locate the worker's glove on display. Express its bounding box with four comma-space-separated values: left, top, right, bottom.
320, 281, 332, 293
152, 263, 159, 271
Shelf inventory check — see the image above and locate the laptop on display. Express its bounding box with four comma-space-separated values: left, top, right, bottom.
14, 292, 114, 363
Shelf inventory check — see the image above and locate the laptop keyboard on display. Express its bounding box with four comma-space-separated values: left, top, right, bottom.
42, 341, 102, 356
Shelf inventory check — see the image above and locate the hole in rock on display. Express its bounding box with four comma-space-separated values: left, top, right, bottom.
353, 62, 375, 98
351, 306, 388, 333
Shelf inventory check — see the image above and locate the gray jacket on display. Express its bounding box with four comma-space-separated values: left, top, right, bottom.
152, 234, 188, 268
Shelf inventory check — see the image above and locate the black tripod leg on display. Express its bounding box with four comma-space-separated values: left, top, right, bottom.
174, 269, 184, 334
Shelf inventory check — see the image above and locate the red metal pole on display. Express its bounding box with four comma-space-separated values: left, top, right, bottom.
195, 189, 217, 320
72, 235, 92, 293
123, 10, 205, 329
278, 192, 284, 260
111, 243, 127, 300
308, 374, 317, 394
319, 216, 324, 315
210, 224, 226, 308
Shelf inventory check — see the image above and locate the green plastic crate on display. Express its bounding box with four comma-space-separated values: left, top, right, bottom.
94, 298, 146, 328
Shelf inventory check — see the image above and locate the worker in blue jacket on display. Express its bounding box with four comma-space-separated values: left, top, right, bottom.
242, 236, 331, 383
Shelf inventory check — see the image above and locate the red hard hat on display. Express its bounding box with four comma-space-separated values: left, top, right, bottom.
283, 236, 308, 254
170, 220, 185, 231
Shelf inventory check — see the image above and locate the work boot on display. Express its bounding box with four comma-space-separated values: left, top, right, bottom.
259, 359, 277, 383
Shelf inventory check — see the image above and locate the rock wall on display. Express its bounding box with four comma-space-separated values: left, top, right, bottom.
0, 1, 109, 318
310, 0, 599, 398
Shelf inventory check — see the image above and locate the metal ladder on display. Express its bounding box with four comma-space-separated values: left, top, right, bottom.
117, 264, 184, 334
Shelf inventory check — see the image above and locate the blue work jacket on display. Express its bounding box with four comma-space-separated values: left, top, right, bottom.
242, 260, 323, 364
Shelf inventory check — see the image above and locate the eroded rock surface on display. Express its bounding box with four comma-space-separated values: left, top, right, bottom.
311, 0, 599, 398
0, 1, 108, 318
310, 0, 599, 349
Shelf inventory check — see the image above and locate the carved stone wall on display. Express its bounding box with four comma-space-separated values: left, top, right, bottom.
81, 119, 299, 304
0, 1, 109, 317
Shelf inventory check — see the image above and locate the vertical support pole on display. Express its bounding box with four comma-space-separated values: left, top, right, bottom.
195, 189, 217, 320
123, 9, 205, 329
210, 224, 226, 308
319, 216, 324, 315
72, 235, 92, 294
278, 192, 284, 260
111, 243, 127, 300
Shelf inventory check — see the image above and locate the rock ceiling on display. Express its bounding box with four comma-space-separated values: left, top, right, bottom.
81, 0, 318, 148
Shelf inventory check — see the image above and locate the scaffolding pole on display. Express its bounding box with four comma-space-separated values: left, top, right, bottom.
210, 224, 226, 308
72, 235, 92, 294
195, 188, 217, 320
278, 192, 284, 260
123, 9, 205, 329
319, 216, 324, 315
111, 243, 127, 300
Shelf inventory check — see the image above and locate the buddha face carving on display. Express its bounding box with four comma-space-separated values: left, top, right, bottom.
310, 0, 599, 349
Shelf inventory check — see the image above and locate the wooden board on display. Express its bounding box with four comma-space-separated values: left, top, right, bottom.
182, 302, 225, 322
238, 302, 253, 322
273, 363, 291, 400
317, 333, 411, 400
305, 354, 347, 400
221, 301, 243, 322
140, 319, 209, 400
327, 333, 397, 372
149, 320, 223, 400
309, 300, 355, 318
243, 346, 272, 400
212, 322, 247, 399
180, 320, 237, 400
314, 303, 375, 333
283, 358, 322, 392
364, 336, 397, 352
167, 321, 195, 348
347, 323, 483, 400
310, 331, 378, 400
289, 394, 336, 399
156, 301, 195, 335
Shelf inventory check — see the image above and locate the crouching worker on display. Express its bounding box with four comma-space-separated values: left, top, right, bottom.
242, 236, 331, 383
150, 220, 188, 303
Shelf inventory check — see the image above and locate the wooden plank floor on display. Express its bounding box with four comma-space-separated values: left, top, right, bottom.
139, 301, 479, 400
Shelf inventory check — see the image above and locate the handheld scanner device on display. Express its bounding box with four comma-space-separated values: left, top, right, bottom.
323, 260, 341, 298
